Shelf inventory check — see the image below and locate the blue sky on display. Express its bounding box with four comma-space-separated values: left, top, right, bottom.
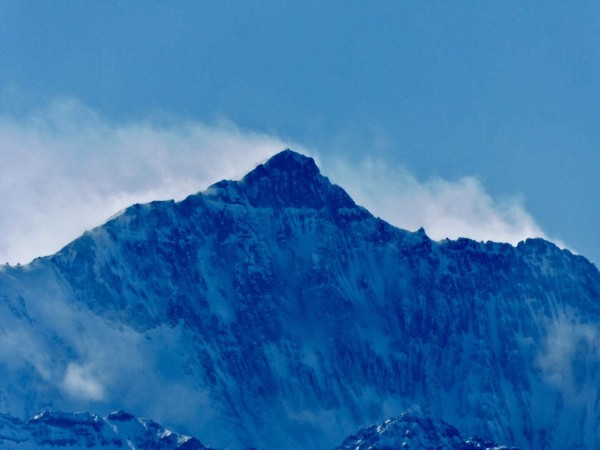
0, 2, 599, 265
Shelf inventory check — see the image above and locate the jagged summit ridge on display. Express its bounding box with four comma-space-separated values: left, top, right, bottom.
259, 148, 319, 174
205, 149, 358, 210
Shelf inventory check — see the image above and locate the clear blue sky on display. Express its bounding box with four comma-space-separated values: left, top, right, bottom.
1, 1, 599, 265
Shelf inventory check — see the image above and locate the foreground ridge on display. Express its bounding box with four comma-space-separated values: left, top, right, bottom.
0, 410, 209, 449
0, 408, 518, 450
334, 407, 519, 450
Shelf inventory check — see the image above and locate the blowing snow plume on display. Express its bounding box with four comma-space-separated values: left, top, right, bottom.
0, 98, 559, 265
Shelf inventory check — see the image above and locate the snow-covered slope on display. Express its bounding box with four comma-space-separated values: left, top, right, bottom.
334, 406, 517, 450
0, 149, 599, 449
0, 410, 208, 449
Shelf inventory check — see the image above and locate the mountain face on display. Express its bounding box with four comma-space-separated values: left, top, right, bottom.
0, 149, 599, 449
0, 410, 208, 449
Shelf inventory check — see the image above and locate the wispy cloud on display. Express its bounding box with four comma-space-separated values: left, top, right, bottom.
0, 98, 303, 264
0, 98, 556, 264
324, 157, 555, 246
62, 363, 105, 401
537, 313, 600, 405
0, 285, 214, 427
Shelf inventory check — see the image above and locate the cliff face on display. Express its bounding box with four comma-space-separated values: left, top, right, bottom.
0, 150, 599, 449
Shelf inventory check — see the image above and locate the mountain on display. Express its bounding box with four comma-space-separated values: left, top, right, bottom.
0, 149, 599, 449
0, 410, 208, 449
334, 406, 517, 450
0, 407, 515, 450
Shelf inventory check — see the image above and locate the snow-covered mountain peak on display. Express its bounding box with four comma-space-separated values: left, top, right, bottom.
259, 148, 319, 175
205, 148, 358, 210
335, 408, 518, 450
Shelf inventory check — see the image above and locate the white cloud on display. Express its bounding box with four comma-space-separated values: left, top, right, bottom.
537, 314, 600, 405
0, 98, 556, 264
0, 98, 305, 264
62, 363, 105, 401
324, 157, 554, 245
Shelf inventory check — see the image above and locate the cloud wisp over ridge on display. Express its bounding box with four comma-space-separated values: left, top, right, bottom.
0, 98, 556, 264
325, 157, 556, 246
0, 98, 299, 264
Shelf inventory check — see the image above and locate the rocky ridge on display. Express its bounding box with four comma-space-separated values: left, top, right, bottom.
0, 410, 207, 449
